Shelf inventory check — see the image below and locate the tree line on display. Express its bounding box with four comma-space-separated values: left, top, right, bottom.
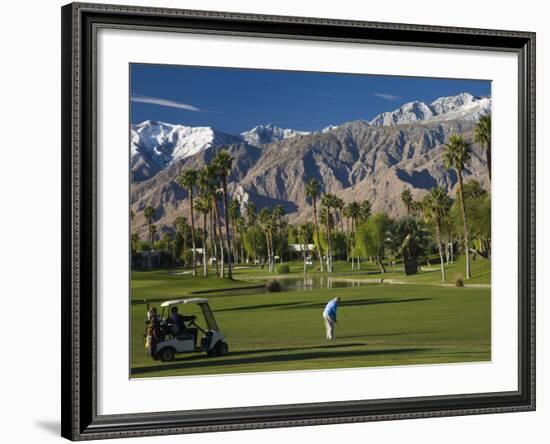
131, 114, 491, 282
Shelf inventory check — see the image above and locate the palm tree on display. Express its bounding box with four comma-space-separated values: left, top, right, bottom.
259, 208, 273, 271
347, 201, 361, 270
246, 202, 258, 264
321, 193, 337, 272
178, 169, 198, 275
387, 216, 428, 275
298, 223, 312, 273
422, 187, 451, 282
143, 205, 155, 268
360, 200, 372, 223
401, 188, 413, 215
236, 215, 247, 264
272, 205, 285, 263
194, 197, 210, 277
334, 196, 345, 234
198, 166, 215, 275
228, 198, 240, 264
200, 165, 223, 277
319, 206, 331, 272
474, 114, 492, 181
444, 134, 473, 279
161, 232, 172, 263
305, 179, 324, 272
213, 150, 234, 279
411, 200, 423, 218
174, 216, 188, 266
212, 189, 225, 278
150, 224, 157, 249
343, 205, 352, 262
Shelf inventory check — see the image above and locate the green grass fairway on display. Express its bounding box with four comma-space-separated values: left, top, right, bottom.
130, 257, 491, 378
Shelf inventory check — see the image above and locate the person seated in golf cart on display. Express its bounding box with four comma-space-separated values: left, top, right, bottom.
166, 306, 198, 346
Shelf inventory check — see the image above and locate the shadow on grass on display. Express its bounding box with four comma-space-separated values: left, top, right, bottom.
216, 297, 432, 313
215, 300, 310, 312
338, 331, 435, 339
131, 346, 429, 376
283, 297, 433, 310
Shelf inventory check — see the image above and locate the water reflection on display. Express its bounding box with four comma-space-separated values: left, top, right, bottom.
251, 275, 372, 291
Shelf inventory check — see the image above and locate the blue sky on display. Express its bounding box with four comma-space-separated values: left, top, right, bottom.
130, 64, 491, 134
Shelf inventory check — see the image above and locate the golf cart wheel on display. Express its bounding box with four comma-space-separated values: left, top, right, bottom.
214, 341, 229, 357
158, 347, 175, 362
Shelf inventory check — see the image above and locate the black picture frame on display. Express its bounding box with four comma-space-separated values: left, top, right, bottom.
61, 2, 536, 440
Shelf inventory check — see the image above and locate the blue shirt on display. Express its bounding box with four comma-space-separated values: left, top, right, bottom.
323, 298, 339, 321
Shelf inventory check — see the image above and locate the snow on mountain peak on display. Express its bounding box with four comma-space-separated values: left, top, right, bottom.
131, 120, 242, 181
370, 92, 490, 126
241, 124, 310, 145
130, 92, 490, 182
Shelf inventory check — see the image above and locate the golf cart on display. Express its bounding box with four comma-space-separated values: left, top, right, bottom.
146, 298, 228, 362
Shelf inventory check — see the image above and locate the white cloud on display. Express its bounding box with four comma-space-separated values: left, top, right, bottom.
372, 93, 401, 101
131, 95, 201, 111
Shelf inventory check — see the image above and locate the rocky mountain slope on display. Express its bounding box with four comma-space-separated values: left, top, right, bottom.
130, 93, 490, 237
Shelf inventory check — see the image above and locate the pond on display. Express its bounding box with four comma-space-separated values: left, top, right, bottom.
245, 275, 378, 292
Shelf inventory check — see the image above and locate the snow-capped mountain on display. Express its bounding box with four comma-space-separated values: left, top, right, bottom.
131, 93, 490, 182
321, 125, 340, 133
131, 120, 242, 181
369, 92, 491, 126
241, 123, 310, 145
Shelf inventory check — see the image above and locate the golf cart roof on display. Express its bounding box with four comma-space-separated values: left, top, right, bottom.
160, 298, 209, 307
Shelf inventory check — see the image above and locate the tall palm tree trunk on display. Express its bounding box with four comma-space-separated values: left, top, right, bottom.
328, 212, 334, 272
457, 171, 472, 279
182, 226, 187, 267
303, 237, 308, 273
265, 230, 271, 270
209, 206, 218, 277
213, 201, 225, 278
221, 180, 232, 279
188, 191, 197, 275
350, 217, 356, 271
252, 224, 257, 265
345, 217, 350, 262
231, 216, 238, 265
270, 230, 275, 272
312, 199, 324, 272
376, 253, 386, 273
202, 213, 208, 277
238, 225, 245, 264
325, 216, 333, 273
435, 221, 446, 282
148, 222, 153, 269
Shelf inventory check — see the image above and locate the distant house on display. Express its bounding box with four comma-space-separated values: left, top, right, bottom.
287, 243, 315, 262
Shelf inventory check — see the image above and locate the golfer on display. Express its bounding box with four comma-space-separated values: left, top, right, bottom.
322, 297, 341, 339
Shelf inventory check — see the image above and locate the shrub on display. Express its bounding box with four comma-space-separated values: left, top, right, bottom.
454, 274, 464, 287
276, 264, 290, 274
266, 279, 282, 292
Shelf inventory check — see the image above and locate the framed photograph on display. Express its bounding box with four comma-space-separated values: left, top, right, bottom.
61, 2, 536, 440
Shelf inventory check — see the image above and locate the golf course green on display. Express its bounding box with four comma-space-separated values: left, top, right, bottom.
131, 257, 490, 378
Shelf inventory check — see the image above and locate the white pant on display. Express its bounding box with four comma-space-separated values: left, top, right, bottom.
323, 314, 335, 339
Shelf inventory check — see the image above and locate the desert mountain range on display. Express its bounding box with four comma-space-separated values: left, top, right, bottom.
130, 92, 490, 237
